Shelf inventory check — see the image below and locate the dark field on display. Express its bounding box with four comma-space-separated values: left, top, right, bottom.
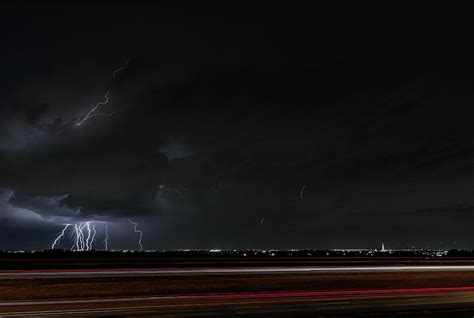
2, 255, 474, 270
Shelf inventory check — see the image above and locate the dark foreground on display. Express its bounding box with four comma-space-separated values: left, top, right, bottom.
3, 256, 474, 316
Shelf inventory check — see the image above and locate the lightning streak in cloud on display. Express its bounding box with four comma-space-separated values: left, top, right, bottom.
300, 185, 306, 200
73, 57, 129, 127
112, 58, 130, 79
128, 218, 143, 251
74, 91, 113, 126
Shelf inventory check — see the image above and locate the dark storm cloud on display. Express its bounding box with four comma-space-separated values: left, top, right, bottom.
1, 188, 112, 224
2, 3, 474, 249
0, 189, 45, 225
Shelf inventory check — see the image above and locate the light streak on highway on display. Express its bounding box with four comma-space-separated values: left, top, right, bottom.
3, 286, 474, 317
3, 265, 474, 277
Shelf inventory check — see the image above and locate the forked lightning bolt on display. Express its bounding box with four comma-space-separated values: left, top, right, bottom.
74, 57, 130, 126
53, 221, 110, 251
74, 91, 113, 126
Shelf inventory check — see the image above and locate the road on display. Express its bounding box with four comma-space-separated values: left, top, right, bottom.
3, 260, 474, 316
2, 286, 474, 316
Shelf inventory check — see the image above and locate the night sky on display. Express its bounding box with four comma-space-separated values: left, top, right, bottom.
1, 3, 473, 250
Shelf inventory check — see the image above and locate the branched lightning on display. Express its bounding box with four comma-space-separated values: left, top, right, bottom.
74, 91, 113, 126
128, 219, 143, 251
50, 221, 109, 251
51, 224, 71, 249
73, 58, 130, 126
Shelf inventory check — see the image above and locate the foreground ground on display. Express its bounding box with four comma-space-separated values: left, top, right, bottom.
2, 257, 474, 316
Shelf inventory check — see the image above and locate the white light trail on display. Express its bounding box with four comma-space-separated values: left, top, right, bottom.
128, 219, 143, 251
12, 266, 474, 277
51, 224, 71, 249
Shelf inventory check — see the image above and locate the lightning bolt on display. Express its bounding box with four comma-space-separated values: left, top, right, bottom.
51, 224, 71, 249
68, 222, 106, 251
85, 222, 92, 251
112, 58, 130, 79
90, 223, 97, 250
72, 224, 80, 251
52, 221, 110, 252
95, 221, 109, 251
74, 91, 113, 126
300, 185, 306, 200
128, 219, 143, 251
73, 58, 130, 127
80, 222, 87, 250
104, 223, 109, 251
